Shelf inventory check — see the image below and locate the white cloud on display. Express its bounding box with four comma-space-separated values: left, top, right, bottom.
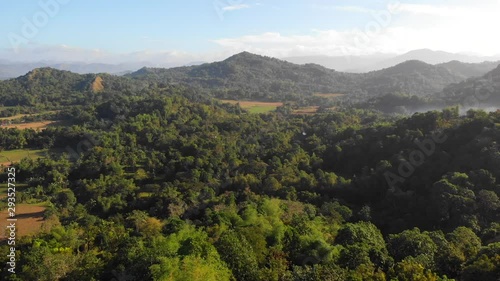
395, 3, 470, 17
330, 6, 373, 13
213, 1, 500, 57
222, 4, 250, 11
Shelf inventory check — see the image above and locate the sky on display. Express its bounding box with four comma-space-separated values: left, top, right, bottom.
1, 0, 500, 65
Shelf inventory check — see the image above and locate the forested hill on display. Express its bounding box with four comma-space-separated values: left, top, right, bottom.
437, 60, 500, 79
128, 52, 362, 101
1, 54, 498, 112
360, 60, 466, 97
440, 64, 500, 108
127, 52, 498, 101
1, 53, 498, 109
0, 67, 148, 107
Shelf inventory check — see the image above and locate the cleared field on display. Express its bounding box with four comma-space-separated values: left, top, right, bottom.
313, 93, 346, 98
0, 204, 46, 238
220, 100, 283, 113
293, 106, 319, 115
1, 120, 58, 130
0, 149, 47, 166
0, 110, 59, 121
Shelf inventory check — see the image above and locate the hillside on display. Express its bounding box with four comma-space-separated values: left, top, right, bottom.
2, 53, 497, 111
360, 60, 466, 96
437, 60, 500, 79
440, 64, 500, 108
128, 52, 363, 101
129, 52, 484, 102
0, 68, 146, 107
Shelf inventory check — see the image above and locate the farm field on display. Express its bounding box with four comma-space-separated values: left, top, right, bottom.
220, 100, 284, 113
0, 149, 47, 166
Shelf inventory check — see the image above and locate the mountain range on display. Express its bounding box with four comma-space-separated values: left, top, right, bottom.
0, 61, 152, 80
1, 51, 499, 113
1, 49, 499, 80
127, 52, 500, 99
284, 49, 500, 72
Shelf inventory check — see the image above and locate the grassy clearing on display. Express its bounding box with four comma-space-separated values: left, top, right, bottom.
0, 110, 60, 121
220, 100, 284, 113
0, 149, 47, 166
247, 105, 281, 114
1, 120, 58, 131
313, 93, 346, 98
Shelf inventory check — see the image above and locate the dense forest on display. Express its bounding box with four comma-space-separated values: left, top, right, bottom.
0, 58, 499, 280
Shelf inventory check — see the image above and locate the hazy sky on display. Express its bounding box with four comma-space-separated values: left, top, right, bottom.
1, 0, 500, 64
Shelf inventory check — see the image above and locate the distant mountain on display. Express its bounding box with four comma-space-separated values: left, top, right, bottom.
370, 49, 498, 71
129, 52, 478, 100
389, 49, 479, 64
184, 61, 207, 67
128, 52, 363, 101
359, 60, 466, 96
283, 49, 500, 73
439, 64, 500, 108
437, 60, 500, 79
0, 61, 149, 79
3, 52, 496, 109
0, 68, 145, 106
283, 53, 393, 72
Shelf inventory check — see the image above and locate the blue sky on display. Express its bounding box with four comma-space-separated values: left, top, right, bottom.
1, 0, 500, 64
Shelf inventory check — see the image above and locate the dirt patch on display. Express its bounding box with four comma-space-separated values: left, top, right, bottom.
1, 121, 57, 130
0, 205, 46, 238
91, 76, 104, 93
